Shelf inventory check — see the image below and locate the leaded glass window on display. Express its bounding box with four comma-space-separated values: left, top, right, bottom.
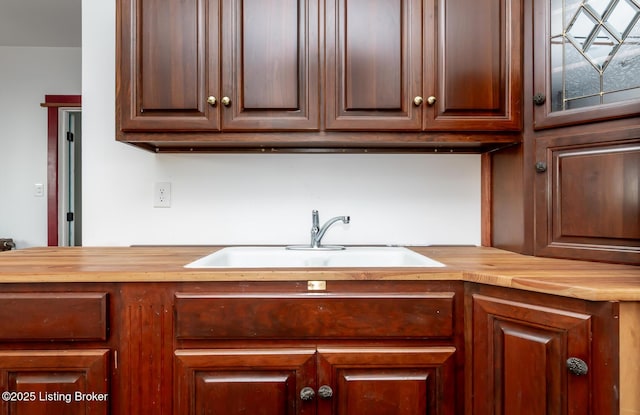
550, 0, 640, 111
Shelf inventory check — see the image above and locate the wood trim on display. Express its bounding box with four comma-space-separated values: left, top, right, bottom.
481, 153, 492, 246
44, 95, 81, 246
620, 302, 640, 415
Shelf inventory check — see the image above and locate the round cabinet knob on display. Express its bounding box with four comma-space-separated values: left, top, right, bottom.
567, 357, 588, 376
221, 96, 231, 107
426, 96, 437, 106
300, 387, 315, 401
533, 93, 546, 106
413, 96, 424, 106
206, 96, 217, 106
318, 385, 333, 399
535, 161, 548, 173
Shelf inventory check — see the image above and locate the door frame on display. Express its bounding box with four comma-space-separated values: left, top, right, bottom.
41, 95, 81, 246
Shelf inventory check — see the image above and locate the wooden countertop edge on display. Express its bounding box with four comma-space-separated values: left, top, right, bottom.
0, 246, 637, 301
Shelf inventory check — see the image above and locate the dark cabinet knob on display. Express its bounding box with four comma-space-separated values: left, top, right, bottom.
566, 357, 588, 376
535, 161, 547, 173
300, 386, 315, 401
533, 93, 546, 105
318, 385, 333, 399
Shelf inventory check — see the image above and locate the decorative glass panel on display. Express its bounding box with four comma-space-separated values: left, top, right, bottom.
550, 0, 640, 112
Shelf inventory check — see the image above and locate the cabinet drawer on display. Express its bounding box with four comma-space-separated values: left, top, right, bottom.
175, 292, 454, 339
0, 292, 109, 341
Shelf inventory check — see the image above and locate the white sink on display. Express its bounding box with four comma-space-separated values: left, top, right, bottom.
184, 246, 445, 268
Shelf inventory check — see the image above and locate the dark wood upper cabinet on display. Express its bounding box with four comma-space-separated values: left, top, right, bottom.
325, 0, 522, 132
118, 0, 220, 131
117, 0, 523, 150
324, 0, 424, 130
424, 0, 522, 131
220, 0, 319, 130
117, 0, 319, 133
532, 0, 640, 129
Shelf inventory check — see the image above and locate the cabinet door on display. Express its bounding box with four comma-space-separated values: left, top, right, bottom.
471, 294, 592, 415
220, 0, 319, 130
174, 349, 317, 415
532, 0, 640, 129
317, 347, 456, 415
118, 0, 220, 131
423, 0, 522, 131
325, 0, 423, 130
535, 135, 640, 264
0, 350, 110, 415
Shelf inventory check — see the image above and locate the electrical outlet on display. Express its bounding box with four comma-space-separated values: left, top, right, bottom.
154, 182, 171, 208
34, 183, 44, 197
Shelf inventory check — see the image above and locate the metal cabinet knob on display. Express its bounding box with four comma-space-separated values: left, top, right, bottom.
535, 161, 547, 173
206, 96, 217, 106
533, 93, 546, 106
567, 357, 588, 376
221, 96, 231, 107
300, 386, 315, 401
426, 96, 437, 105
318, 385, 333, 399
413, 96, 424, 106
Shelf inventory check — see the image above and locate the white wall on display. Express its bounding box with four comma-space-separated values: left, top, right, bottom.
80, 0, 481, 247
0, 46, 81, 248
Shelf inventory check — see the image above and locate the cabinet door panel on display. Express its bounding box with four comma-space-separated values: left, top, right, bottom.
471, 294, 591, 415
535, 136, 640, 264
0, 350, 110, 415
532, 0, 640, 129
325, 0, 423, 130
221, 0, 319, 130
174, 349, 316, 415
118, 0, 220, 131
424, 0, 522, 130
317, 347, 456, 415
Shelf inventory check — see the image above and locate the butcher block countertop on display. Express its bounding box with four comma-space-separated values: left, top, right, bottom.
0, 246, 638, 301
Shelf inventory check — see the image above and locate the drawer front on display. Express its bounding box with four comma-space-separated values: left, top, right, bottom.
0, 293, 109, 341
175, 292, 454, 339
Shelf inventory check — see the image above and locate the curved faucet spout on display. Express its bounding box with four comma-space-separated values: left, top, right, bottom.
310, 210, 350, 248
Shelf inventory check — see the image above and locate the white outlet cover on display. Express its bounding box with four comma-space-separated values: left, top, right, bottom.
153, 182, 171, 208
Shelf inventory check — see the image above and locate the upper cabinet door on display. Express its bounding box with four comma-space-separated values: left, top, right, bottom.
424, 0, 523, 131
118, 0, 220, 131
220, 0, 320, 130
532, 0, 640, 129
325, 0, 424, 130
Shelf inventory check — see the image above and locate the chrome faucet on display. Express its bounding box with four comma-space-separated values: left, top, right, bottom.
287, 209, 351, 250
310, 210, 350, 248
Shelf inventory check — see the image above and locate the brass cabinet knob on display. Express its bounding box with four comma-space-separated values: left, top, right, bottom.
413, 96, 424, 106
426, 96, 437, 105
206, 96, 217, 106
221, 96, 231, 107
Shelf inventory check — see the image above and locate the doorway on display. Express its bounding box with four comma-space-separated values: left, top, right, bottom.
42, 94, 81, 246
59, 110, 82, 246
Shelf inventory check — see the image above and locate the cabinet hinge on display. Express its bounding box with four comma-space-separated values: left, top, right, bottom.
66, 131, 74, 142
114, 350, 118, 370
66, 212, 74, 222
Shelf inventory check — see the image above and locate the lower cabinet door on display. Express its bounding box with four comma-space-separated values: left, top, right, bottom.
316, 347, 457, 415
174, 348, 317, 415
0, 349, 110, 415
471, 294, 592, 415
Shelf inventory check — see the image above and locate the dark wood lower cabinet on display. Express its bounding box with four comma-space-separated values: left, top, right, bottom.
467, 283, 619, 415
0, 281, 628, 415
0, 350, 110, 415
175, 347, 456, 415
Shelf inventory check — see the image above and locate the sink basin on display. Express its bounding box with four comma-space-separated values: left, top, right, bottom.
184, 246, 445, 268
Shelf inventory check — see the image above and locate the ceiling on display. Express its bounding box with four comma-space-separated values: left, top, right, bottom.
0, 0, 81, 47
